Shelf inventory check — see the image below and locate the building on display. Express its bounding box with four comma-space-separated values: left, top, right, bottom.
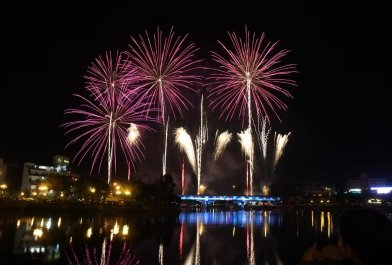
346, 173, 387, 194
20, 155, 72, 196
0, 158, 7, 184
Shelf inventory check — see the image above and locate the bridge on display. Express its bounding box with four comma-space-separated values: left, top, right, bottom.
180, 195, 282, 208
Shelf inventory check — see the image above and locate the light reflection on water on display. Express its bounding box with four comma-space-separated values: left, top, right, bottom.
0, 210, 341, 265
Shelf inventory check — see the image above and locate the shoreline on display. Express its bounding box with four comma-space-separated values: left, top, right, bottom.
0, 201, 390, 215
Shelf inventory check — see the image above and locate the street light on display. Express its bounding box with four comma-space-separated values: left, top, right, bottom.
0, 183, 8, 196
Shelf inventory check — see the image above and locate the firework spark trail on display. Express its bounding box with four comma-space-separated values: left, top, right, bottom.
255, 117, 270, 160
63, 52, 156, 184
213, 131, 232, 161
66, 238, 140, 265
238, 128, 254, 195
163, 118, 169, 175
195, 95, 207, 195
127, 27, 201, 176
175, 128, 196, 173
274, 132, 291, 169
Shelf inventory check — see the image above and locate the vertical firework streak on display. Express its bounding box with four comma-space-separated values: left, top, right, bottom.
127, 27, 201, 176
195, 95, 207, 195
66, 238, 140, 265
63, 52, 154, 184
274, 132, 291, 169
213, 131, 232, 161
255, 116, 270, 161
238, 128, 254, 195
163, 117, 169, 176
209, 27, 296, 195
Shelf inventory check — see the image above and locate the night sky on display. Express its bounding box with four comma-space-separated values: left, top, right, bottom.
1, 1, 392, 191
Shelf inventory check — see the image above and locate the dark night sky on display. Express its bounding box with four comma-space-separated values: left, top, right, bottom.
1, 1, 392, 191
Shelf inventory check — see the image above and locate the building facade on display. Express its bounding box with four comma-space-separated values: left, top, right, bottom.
0, 158, 7, 184
20, 155, 72, 196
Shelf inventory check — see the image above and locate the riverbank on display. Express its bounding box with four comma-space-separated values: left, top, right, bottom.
0, 200, 181, 214
1, 200, 390, 215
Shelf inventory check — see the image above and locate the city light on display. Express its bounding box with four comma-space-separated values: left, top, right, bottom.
348, 188, 361, 194
33, 228, 43, 238
122, 225, 129, 236
87, 227, 92, 238
370, 187, 392, 194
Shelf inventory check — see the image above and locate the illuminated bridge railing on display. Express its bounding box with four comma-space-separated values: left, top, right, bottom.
180, 195, 281, 205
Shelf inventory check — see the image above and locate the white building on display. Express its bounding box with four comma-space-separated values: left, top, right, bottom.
20, 155, 71, 196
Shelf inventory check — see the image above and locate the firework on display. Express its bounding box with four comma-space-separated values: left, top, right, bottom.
238, 128, 254, 195
127, 27, 201, 176
63, 53, 154, 183
159, 242, 164, 265
210, 27, 296, 195
85, 51, 135, 101
255, 117, 270, 160
208, 26, 297, 124
195, 95, 207, 195
127, 123, 140, 144
213, 131, 232, 161
274, 132, 291, 169
66, 238, 140, 265
175, 127, 196, 173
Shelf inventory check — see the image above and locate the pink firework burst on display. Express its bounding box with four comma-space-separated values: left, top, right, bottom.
126, 27, 201, 120
126, 27, 201, 176
63, 51, 155, 183
66, 238, 140, 265
208, 26, 297, 124
84, 51, 135, 101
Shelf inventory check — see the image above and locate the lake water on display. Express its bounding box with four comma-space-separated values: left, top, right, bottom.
0, 209, 343, 265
